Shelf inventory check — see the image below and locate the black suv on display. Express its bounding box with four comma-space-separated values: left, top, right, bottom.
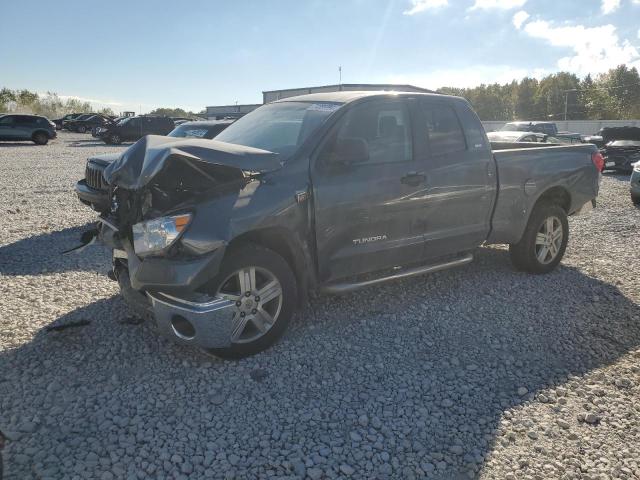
53, 113, 82, 130
66, 114, 113, 133
0, 114, 57, 145
97, 116, 175, 144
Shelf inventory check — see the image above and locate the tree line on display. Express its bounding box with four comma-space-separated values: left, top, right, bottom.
438, 65, 640, 121
0, 90, 204, 120
0, 89, 116, 119
2, 64, 640, 121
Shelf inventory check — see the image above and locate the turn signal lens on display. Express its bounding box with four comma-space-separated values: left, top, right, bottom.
174, 214, 191, 232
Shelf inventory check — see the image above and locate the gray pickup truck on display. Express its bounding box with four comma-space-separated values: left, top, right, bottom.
81, 91, 603, 358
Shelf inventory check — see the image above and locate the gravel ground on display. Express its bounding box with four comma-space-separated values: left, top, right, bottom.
1, 132, 639, 480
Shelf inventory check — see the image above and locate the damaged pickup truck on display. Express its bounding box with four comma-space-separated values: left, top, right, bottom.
78, 91, 603, 358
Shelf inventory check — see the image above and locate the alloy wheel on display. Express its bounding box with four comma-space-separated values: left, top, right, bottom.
535, 216, 563, 264
216, 267, 283, 344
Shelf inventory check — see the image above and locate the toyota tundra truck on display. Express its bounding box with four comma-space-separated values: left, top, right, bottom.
77, 91, 603, 358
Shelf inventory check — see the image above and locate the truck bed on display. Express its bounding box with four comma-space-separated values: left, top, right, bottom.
487, 143, 599, 245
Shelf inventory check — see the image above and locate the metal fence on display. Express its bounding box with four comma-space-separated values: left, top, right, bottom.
482, 120, 640, 134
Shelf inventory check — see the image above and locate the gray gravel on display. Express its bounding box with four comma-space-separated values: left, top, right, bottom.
1, 132, 640, 480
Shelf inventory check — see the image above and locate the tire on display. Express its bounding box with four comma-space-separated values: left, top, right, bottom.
77, 125, 86, 133
32, 132, 48, 145
110, 134, 121, 145
632, 193, 640, 206
509, 201, 569, 274
201, 243, 298, 359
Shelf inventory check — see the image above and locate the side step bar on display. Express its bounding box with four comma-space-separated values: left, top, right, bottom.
320, 253, 474, 294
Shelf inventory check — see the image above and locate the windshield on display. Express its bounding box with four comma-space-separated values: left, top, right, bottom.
215, 101, 342, 161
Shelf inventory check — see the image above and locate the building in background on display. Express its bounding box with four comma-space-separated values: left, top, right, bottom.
205, 83, 434, 119
205, 103, 261, 120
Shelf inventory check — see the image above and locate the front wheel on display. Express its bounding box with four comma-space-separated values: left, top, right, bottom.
77, 125, 86, 133
509, 202, 569, 274
201, 244, 297, 359
32, 132, 48, 145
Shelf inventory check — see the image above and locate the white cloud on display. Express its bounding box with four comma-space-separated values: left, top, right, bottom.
512, 10, 529, 29
601, 0, 620, 14
403, 0, 448, 15
386, 65, 546, 89
523, 20, 640, 75
469, 0, 526, 10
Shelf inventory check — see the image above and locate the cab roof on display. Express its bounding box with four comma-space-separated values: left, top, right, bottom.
274, 90, 452, 104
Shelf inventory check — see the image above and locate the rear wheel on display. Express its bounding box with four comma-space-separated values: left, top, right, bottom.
32, 132, 48, 145
201, 244, 297, 359
77, 125, 86, 133
509, 202, 568, 274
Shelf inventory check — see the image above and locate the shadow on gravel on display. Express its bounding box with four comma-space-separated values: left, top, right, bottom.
1, 247, 639, 479
0, 222, 109, 276
0, 142, 43, 148
67, 139, 130, 148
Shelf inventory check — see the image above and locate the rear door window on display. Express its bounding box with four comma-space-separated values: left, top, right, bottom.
420, 102, 467, 156
0, 115, 15, 126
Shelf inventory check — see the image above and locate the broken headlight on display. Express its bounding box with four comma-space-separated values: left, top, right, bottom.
132, 214, 192, 257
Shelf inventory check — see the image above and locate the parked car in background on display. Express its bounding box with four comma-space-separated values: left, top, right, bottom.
487, 131, 547, 143
168, 119, 233, 139
603, 139, 640, 172
487, 131, 581, 145
500, 121, 582, 143
0, 114, 57, 145
63, 113, 93, 130
65, 114, 113, 133
598, 127, 640, 173
631, 161, 640, 205
97, 115, 175, 144
77, 91, 601, 358
53, 113, 82, 130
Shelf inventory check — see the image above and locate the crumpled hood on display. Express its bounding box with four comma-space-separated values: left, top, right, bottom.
103, 135, 281, 190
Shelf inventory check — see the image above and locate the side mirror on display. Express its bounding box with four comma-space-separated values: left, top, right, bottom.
326, 137, 369, 167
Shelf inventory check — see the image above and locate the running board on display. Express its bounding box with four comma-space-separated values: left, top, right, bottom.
320, 253, 474, 294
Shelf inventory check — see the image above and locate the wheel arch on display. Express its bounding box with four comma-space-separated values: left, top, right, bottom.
227, 226, 314, 305
31, 129, 51, 140
533, 185, 571, 213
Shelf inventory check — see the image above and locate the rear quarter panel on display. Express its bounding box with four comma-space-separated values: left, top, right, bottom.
488, 144, 598, 244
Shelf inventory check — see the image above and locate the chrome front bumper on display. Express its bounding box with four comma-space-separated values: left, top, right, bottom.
148, 292, 236, 349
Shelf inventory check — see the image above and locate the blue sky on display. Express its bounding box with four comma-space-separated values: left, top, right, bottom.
1, 0, 639, 113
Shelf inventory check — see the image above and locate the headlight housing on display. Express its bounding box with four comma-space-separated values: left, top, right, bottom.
132, 213, 192, 257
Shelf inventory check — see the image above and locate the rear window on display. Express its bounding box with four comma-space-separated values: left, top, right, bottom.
456, 103, 487, 150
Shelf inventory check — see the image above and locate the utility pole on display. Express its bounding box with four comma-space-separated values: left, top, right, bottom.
339, 66, 342, 90
562, 89, 578, 121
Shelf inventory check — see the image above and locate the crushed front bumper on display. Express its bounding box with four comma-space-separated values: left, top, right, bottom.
107, 226, 232, 349
148, 292, 236, 349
